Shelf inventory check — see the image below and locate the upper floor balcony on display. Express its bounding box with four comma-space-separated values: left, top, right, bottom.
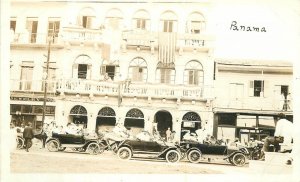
214, 97, 293, 113
122, 30, 214, 52
10, 32, 64, 48
62, 26, 103, 46
10, 79, 213, 101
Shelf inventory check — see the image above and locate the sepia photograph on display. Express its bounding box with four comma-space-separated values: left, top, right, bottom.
1, 0, 300, 181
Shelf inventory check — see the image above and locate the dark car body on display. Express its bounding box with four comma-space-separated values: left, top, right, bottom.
46, 132, 101, 154
116, 137, 181, 163
180, 141, 249, 166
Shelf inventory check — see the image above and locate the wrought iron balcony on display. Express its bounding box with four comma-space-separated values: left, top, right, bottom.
10, 32, 62, 45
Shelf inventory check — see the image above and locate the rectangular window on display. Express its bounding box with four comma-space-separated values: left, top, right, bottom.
82, 16, 93, 29
26, 17, 38, 43
136, 19, 146, 29
163, 20, 173, 32
131, 67, 143, 82
10, 19, 16, 32
48, 18, 60, 43
191, 21, 201, 34
250, 80, 264, 97
230, 83, 244, 99
20, 65, 33, 90
78, 64, 87, 79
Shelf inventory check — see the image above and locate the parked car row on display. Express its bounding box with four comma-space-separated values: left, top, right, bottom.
39, 130, 250, 166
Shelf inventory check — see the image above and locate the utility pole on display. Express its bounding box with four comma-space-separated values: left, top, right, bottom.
41, 32, 52, 128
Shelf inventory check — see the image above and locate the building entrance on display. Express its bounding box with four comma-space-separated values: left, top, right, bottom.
154, 110, 172, 139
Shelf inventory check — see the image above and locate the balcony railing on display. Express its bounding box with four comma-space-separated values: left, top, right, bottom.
10, 79, 58, 93
214, 97, 293, 112
10, 33, 62, 44
122, 31, 213, 50
62, 27, 102, 42
122, 30, 155, 47
10, 79, 209, 100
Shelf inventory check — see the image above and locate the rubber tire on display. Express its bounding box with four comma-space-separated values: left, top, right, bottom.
46, 140, 59, 152
17, 137, 24, 149
166, 150, 180, 163
58, 147, 66, 151
187, 150, 202, 163
87, 142, 100, 155
232, 153, 246, 166
117, 147, 132, 160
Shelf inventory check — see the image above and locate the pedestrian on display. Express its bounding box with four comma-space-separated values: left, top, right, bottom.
10, 123, 18, 152
166, 128, 171, 142
169, 131, 176, 142
279, 92, 285, 111
23, 122, 34, 152
263, 113, 293, 152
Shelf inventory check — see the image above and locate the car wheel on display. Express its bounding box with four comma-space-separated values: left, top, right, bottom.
187, 150, 202, 163
232, 153, 246, 166
117, 147, 132, 160
87, 142, 100, 155
58, 147, 66, 151
98, 142, 106, 154
17, 137, 24, 149
166, 150, 180, 163
46, 140, 59, 152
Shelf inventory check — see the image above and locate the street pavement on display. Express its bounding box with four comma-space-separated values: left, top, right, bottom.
7, 139, 295, 182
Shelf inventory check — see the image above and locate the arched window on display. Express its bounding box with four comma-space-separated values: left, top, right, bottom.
186, 12, 205, 34
70, 105, 87, 115
125, 108, 144, 135
184, 60, 204, 86
128, 57, 148, 82
181, 111, 201, 134
98, 107, 116, 117
70, 105, 88, 128
155, 62, 175, 84
73, 55, 92, 79
77, 7, 96, 29
126, 108, 144, 119
105, 8, 123, 30
132, 9, 150, 30
160, 11, 178, 32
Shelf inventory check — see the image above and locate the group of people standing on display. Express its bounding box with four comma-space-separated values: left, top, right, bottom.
10, 122, 34, 152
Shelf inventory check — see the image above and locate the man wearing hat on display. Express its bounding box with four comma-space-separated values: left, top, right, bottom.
23, 122, 34, 152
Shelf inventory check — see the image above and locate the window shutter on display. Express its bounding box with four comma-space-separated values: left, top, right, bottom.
263, 80, 268, 97
249, 81, 254, 97
77, 15, 83, 26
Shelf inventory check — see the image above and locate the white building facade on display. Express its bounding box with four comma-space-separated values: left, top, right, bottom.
10, 0, 215, 141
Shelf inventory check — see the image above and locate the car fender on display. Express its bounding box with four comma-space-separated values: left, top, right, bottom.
117, 144, 133, 152
226, 151, 244, 159
46, 138, 60, 145
158, 146, 178, 157
186, 147, 202, 155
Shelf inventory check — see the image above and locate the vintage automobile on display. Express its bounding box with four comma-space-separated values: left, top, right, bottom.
46, 132, 101, 155
116, 131, 181, 163
180, 141, 250, 166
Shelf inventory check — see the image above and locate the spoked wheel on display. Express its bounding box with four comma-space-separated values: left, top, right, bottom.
232, 153, 247, 166
46, 140, 59, 152
187, 150, 202, 163
86, 142, 100, 155
166, 150, 180, 163
17, 137, 24, 149
98, 142, 106, 154
117, 147, 132, 160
